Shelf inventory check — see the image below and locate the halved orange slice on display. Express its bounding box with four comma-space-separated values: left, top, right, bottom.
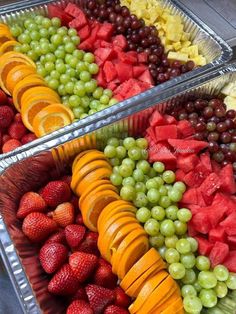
0, 40, 19, 56
21, 86, 60, 105
72, 149, 97, 172
6, 64, 36, 94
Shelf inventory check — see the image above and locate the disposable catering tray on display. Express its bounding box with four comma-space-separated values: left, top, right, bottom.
1, 62, 236, 314
0, 0, 232, 158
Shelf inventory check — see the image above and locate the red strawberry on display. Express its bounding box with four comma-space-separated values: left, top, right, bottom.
41, 180, 71, 207
8, 122, 27, 140
61, 175, 72, 186
71, 285, 88, 301
0, 90, 8, 105
69, 252, 98, 282
67, 300, 93, 314
39, 243, 68, 274
48, 264, 80, 295
2, 134, 11, 144
104, 305, 129, 314
98, 258, 110, 267
51, 202, 74, 227
22, 212, 57, 242
21, 133, 37, 144
114, 287, 131, 308
65, 224, 86, 248
14, 113, 22, 123
0, 105, 14, 128
93, 262, 117, 289
17, 192, 47, 219
2, 139, 21, 153
75, 213, 84, 225
86, 284, 115, 314
46, 230, 67, 245
78, 232, 99, 256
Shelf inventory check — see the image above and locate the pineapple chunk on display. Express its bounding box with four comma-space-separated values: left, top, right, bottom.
224, 96, 236, 110
182, 41, 192, 48
173, 42, 182, 51
229, 87, 236, 97
185, 45, 199, 58
130, 0, 146, 11
181, 32, 190, 41
192, 55, 206, 66
221, 82, 234, 96
168, 51, 188, 63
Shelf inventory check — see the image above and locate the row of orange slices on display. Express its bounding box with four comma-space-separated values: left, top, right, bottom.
71, 149, 184, 314
0, 23, 74, 137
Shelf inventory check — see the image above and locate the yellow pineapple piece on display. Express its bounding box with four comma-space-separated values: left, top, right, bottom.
167, 51, 188, 63
221, 83, 234, 96
173, 42, 182, 51
224, 96, 236, 110
181, 32, 190, 41
192, 55, 207, 66
182, 41, 191, 48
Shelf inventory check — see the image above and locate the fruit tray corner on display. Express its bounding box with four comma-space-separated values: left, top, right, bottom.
0, 0, 232, 160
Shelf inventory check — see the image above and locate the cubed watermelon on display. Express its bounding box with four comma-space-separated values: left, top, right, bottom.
112, 35, 127, 50
199, 173, 221, 196
149, 111, 166, 127
196, 190, 207, 206
211, 160, 221, 173
177, 120, 194, 138
191, 212, 212, 234
200, 191, 214, 206
186, 204, 201, 215
183, 171, 205, 188
164, 114, 177, 125
223, 251, 236, 272
69, 18, 87, 31
115, 62, 133, 82
220, 212, 236, 235
200, 152, 212, 172
219, 164, 236, 195
181, 188, 198, 204
99, 40, 113, 48
197, 204, 226, 228
209, 227, 226, 243
195, 236, 214, 256
175, 169, 186, 182
187, 220, 199, 237
120, 51, 138, 64
168, 139, 208, 154
97, 23, 114, 40
126, 82, 143, 99
133, 65, 147, 78
94, 47, 113, 64
79, 38, 93, 51
195, 162, 211, 177
95, 69, 106, 88
76, 24, 90, 41
209, 242, 229, 267
138, 70, 154, 86
176, 154, 200, 173
212, 192, 236, 215
103, 61, 117, 82
155, 125, 178, 142
227, 236, 236, 249
138, 52, 148, 63
65, 4, 87, 25
148, 143, 177, 170
146, 126, 156, 142
107, 81, 117, 91
47, 4, 73, 26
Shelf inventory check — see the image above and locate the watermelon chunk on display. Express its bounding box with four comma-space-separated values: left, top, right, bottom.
219, 164, 236, 194
196, 190, 207, 207
138, 52, 148, 63
126, 82, 143, 99
97, 23, 114, 40
195, 236, 214, 256
199, 172, 221, 197
79, 38, 93, 51
115, 62, 133, 82
164, 114, 177, 125
213, 193, 236, 215
223, 251, 236, 272
209, 242, 229, 267
103, 61, 117, 82
175, 169, 186, 182
220, 212, 236, 235
177, 154, 200, 173
211, 160, 221, 173
148, 143, 177, 170
183, 171, 205, 188
227, 236, 236, 249
138, 70, 154, 86
181, 188, 198, 205
94, 47, 113, 64
155, 125, 177, 142
112, 35, 127, 50
99, 40, 113, 48
133, 65, 147, 77
209, 227, 226, 243
200, 152, 212, 172
47, 4, 73, 26
177, 120, 194, 138
146, 126, 156, 142
65, 4, 87, 25
191, 212, 212, 234
168, 139, 208, 154
187, 220, 198, 237
95, 69, 106, 88
149, 111, 166, 127
118, 51, 138, 64
185, 204, 201, 215
76, 24, 90, 41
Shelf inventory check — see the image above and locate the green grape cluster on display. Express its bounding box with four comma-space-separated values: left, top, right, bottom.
10, 15, 117, 119
104, 136, 236, 314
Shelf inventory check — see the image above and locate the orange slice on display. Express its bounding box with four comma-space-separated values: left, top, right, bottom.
6, 64, 36, 94
0, 40, 19, 56
160, 297, 184, 314
72, 150, 98, 172
0, 51, 35, 64
32, 103, 74, 137
80, 190, 120, 232
0, 23, 11, 33
0, 33, 14, 45
73, 150, 108, 175
76, 167, 112, 196
111, 229, 147, 275
21, 86, 60, 105
78, 179, 111, 206
150, 291, 180, 313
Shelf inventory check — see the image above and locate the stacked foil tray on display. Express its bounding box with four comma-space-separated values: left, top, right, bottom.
0, 0, 234, 313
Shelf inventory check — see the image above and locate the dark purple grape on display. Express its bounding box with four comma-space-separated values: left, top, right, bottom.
209, 141, 219, 153
116, 25, 125, 34
189, 118, 198, 127
141, 38, 149, 48
109, 12, 117, 22
194, 99, 207, 110
225, 151, 235, 162
212, 151, 224, 162
186, 60, 195, 71
157, 73, 166, 83
206, 122, 216, 132
226, 109, 236, 119
230, 143, 236, 152
220, 144, 229, 154
194, 132, 204, 140
170, 68, 181, 78
233, 162, 236, 171
121, 6, 130, 17
156, 66, 164, 74
215, 107, 226, 118
87, 0, 96, 10
209, 99, 222, 109
150, 69, 157, 77
216, 122, 227, 133
195, 122, 206, 132
114, 4, 121, 13
131, 19, 141, 30
149, 54, 159, 64
161, 57, 169, 67
181, 64, 188, 73
225, 118, 235, 129
199, 117, 206, 123
179, 113, 188, 120
222, 160, 229, 166
203, 106, 214, 118
220, 132, 231, 144
189, 112, 198, 119
208, 132, 219, 142
172, 60, 182, 69
232, 135, 236, 143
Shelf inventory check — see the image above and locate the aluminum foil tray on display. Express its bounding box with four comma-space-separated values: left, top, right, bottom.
0, 0, 232, 159
1, 63, 236, 313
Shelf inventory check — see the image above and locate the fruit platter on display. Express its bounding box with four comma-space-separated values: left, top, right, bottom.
0, 0, 231, 155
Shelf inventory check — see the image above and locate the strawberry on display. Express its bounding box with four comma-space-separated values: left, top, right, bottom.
17, 192, 47, 219
8, 122, 27, 140
46, 230, 67, 245
86, 284, 115, 314
98, 257, 110, 267
93, 262, 117, 289
75, 213, 84, 225
104, 305, 129, 314
21, 133, 37, 144
69, 252, 98, 282
2, 134, 11, 144
22, 212, 57, 242
71, 285, 88, 301
2, 139, 21, 153
48, 263, 80, 295
65, 224, 86, 248
41, 180, 71, 207
14, 113, 22, 123
39, 243, 68, 274
50, 202, 74, 227
67, 300, 93, 314
0, 90, 8, 105
78, 231, 99, 256
61, 175, 72, 186
0, 105, 14, 128
114, 287, 131, 308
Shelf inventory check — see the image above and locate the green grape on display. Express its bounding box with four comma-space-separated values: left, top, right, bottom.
108, 98, 118, 106
198, 271, 217, 289
71, 35, 80, 45
37, 66, 47, 77
93, 87, 104, 99
10, 25, 22, 37
51, 17, 61, 28
80, 113, 88, 119
14, 45, 22, 52
107, 137, 120, 147
79, 71, 91, 82
21, 43, 31, 53
169, 263, 186, 279
136, 138, 148, 149
165, 205, 178, 220
128, 147, 142, 161
90, 100, 100, 110
147, 189, 160, 204
73, 107, 84, 118
181, 285, 197, 297
123, 137, 136, 150
65, 42, 76, 54
35, 15, 44, 25
135, 182, 146, 193
154, 176, 164, 187
153, 161, 165, 173
177, 208, 192, 222
48, 78, 59, 90
213, 265, 229, 282
159, 185, 168, 196
100, 95, 110, 105
141, 148, 148, 160
60, 73, 71, 85
159, 196, 171, 208
88, 63, 99, 74
183, 296, 202, 314
110, 173, 123, 186
148, 168, 156, 178
119, 164, 133, 178
65, 82, 75, 94
103, 89, 113, 98
158, 246, 167, 259
122, 158, 135, 169
193, 281, 202, 293
196, 256, 210, 271
144, 219, 160, 236
116, 146, 127, 159
74, 81, 86, 97
226, 273, 236, 290
180, 253, 196, 269
58, 84, 66, 96
149, 234, 165, 248
176, 239, 191, 254
73, 49, 84, 60
160, 219, 175, 237
168, 188, 183, 202
165, 235, 178, 248
110, 158, 120, 166
165, 248, 180, 263
42, 17, 52, 29
162, 170, 176, 184
69, 95, 81, 108
182, 269, 197, 284
136, 160, 150, 174
186, 237, 198, 253
66, 68, 76, 78
48, 26, 57, 36
45, 61, 55, 72
120, 185, 136, 201
146, 178, 159, 190
80, 96, 90, 108
30, 30, 40, 41
174, 220, 188, 236
39, 28, 49, 38
28, 22, 38, 31
136, 207, 151, 223
134, 192, 148, 208
173, 181, 186, 193
18, 33, 31, 44
151, 206, 165, 221
165, 184, 172, 191
51, 34, 63, 46
133, 169, 145, 182
199, 289, 217, 308
104, 145, 117, 158
85, 80, 97, 94
123, 177, 135, 187
214, 282, 228, 298
55, 62, 66, 74
68, 28, 77, 37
